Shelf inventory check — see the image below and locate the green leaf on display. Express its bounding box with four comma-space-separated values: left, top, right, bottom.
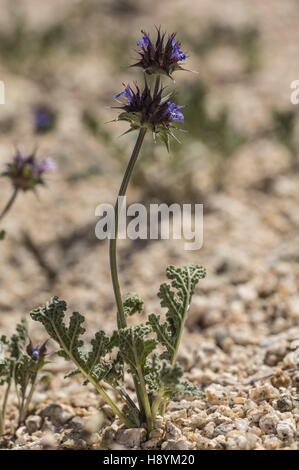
175, 380, 204, 398
0, 230, 6, 240
30, 296, 123, 388
123, 293, 144, 317
148, 264, 206, 360
9, 317, 28, 360
118, 325, 157, 374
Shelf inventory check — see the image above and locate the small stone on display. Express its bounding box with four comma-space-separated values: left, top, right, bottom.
165, 421, 182, 440
271, 370, 291, 388
40, 404, 72, 426
249, 384, 279, 402
259, 413, 279, 434
115, 428, 147, 448
15, 426, 27, 439
161, 438, 192, 450
276, 395, 294, 412
25, 415, 42, 434
291, 371, 299, 391
234, 396, 246, 404
225, 431, 250, 450
263, 435, 282, 450
283, 350, 299, 368
169, 409, 187, 424
142, 428, 164, 449
203, 421, 215, 438
101, 425, 116, 445
190, 411, 208, 428
214, 422, 234, 436
276, 420, 296, 440
289, 339, 299, 350
102, 404, 115, 420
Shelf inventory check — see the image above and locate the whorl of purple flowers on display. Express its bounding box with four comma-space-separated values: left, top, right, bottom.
132, 28, 187, 77
2, 150, 56, 191
114, 82, 184, 127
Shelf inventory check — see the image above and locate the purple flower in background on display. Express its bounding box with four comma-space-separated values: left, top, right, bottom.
2, 149, 56, 191
132, 28, 187, 77
34, 105, 56, 134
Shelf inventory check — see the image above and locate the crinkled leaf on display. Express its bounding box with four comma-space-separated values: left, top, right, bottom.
149, 264, 206, 360
118, 325, 157, 374
30, 296, 122, 388
123, 293, 144, 317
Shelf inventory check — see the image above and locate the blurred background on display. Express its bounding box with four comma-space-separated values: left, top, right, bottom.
0, 0, 299, 341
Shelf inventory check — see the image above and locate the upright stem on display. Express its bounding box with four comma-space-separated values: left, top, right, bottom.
0, 377, 12, 435
19, 374, 38, 425
0, 188, 18, 223
109, 127, 147, 329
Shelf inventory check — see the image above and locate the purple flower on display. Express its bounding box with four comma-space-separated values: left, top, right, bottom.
113, 81, 184, 143
168, 35, 186, 61
137, 32, 150, 47
114, 84, 134, 104
132, 28, 187, 77
2, 150, 56, 191
34, 106, 56, 134
164, 101, 184, 123
26, 339, 48, 362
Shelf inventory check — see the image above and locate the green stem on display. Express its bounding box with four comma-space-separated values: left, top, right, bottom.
109, 128, 147, 329
0, 377, 12, 435
49, 319, 134, 427
0, 188, 18, 223
152, 270, 192, 418
134, 359, 153, 432
19, 374, 38, 424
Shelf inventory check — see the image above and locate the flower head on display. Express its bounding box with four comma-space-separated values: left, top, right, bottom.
26, 339, 48, 362
34, 105, 56, 134
132, 28, 187, 77
113, 81, 184, 148
2, 149, 56, 191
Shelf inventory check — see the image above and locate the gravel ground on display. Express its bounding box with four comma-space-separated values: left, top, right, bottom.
0, 0, 299, 450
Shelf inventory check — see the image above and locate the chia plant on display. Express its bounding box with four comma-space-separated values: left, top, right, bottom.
0, 149, 55, 237
0, 149, 53, 435
0, 319, 48, 435
31, 28, 206, 433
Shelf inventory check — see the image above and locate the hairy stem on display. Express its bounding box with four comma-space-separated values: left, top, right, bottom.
109, 128, 147, 329
0, 188, 18, 223
0, 188, 18, 220
19, 374, 38, 425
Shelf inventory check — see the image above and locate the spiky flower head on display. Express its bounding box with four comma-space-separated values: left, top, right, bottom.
2, 149, 56, 191
132, 28, 187, 78
113, 81, 184, 149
